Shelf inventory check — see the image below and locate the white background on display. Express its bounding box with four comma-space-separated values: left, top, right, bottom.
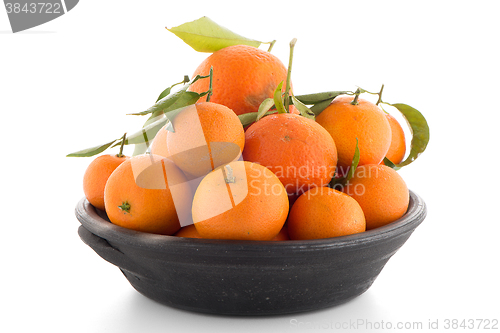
1, 1, 499, 332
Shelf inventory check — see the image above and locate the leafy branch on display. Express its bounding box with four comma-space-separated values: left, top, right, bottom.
355, 85, 430, 170
167, 16, 274, 53
66, 73, 212, 158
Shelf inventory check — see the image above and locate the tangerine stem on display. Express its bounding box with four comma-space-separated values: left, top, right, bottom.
267, 40, 276, 52
118, 201, 131, 213
351, 88, 361, 105
206, 66, 214, 102
117, 132, 127, 157
284, 38, 297, 113
376, 84, 385, 105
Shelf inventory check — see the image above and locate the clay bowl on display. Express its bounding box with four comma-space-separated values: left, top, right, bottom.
76, 190, 426, 316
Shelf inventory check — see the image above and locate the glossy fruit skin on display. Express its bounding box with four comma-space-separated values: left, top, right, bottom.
104, 154, 192, 235
343, 164, 409, 230
287, 187, 366, 240
384, 113, 406, 164
243, 113, 337, 196
83, 154, 129, 211
192, 161, 289, 241
151, 102, 245, 178
188, 45, 290, 116
316, 95, 391, 173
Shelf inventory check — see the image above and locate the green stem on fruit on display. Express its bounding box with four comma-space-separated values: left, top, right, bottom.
267, 40, 276, 52
351, 88, 361, 105
117, 133, 127, 157
206, 66, 214, 102
118, 201, 131, 213
284, 38, 297, 113
376, 84, 385, 106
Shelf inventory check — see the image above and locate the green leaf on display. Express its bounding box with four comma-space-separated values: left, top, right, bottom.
130, 74, 209, 117
329, 138, 360, 188
133, 83, 183, 156
114, 116, 168, 147
256, 98, 275, 122
156, 87, 172, 103
167, 16, 262, 53
238, 113, 259, 127
156, 76, 190, 102
66, 139, 119, 157
273, 81, 287, 114
130, 75, 207, 155
132, 144, 149, 156
293, 91, 349, 105
129, 88, 201, 117
238, 110, 278, 127
67, 75, 207, 158
291, 91, 351, 116
345, 138, 360, 182
383, 157, 398, 169
389, 103, 430, 168
291, 95, 315, 120
310, 98, 334, 116
118, 105, 190, 146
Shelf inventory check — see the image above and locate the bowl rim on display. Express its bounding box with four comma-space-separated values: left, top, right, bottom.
76, 190, 426, 252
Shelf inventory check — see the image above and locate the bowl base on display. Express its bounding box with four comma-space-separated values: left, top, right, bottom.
120, 268, 378, 316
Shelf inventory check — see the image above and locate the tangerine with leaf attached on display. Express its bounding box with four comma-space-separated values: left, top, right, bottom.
384, 112, 406, 164
188, 45, 291, 116
316, 95, 391, 173
150, 102, 245, 178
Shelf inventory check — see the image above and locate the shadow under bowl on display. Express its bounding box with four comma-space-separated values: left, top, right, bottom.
75, 190, 426, 316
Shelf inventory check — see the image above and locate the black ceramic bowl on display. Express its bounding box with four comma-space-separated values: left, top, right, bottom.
76, 190, 426, 316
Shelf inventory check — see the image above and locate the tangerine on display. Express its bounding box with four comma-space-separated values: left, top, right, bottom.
316, 95, 391, 173
151, 102, 245, 178
104, 154, 192, 235
343, 164, 409, 230
384, 113, 406, 164
287, 187, 366, 240
243, 113, 337, 195
188, 45, 290, 116
192, 161, 289, 240
83, 154, 129, 211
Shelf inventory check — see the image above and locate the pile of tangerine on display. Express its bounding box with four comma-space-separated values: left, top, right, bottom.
82, 45, 410, 241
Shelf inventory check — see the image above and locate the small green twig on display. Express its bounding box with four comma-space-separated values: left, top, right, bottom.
351, 88, 361, 105
284, 38, 297, 112
267, 40, 276, 52
376, 84, 385, 105
117, 133, 127, 157
206, 66, 214, 102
